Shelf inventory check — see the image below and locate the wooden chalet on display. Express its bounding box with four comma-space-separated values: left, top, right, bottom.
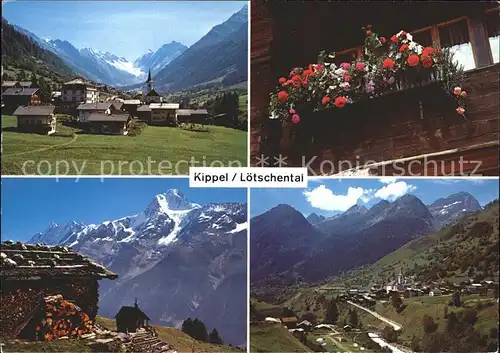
114, 299, 151, 333
87, 112, 132, 135
1, 87, 41, 115
122, 99, 142, 117
251, 1, 499, 176
281, 317, 298, 329
150, 103, 180, 126
176, 109, 209, 125
13, 105, 57, 135
0, 240, 118, 340
76, 102, 114, 123
136, 104, 152, 122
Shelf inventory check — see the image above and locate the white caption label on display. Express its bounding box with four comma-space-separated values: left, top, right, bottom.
189, 167, 308, 188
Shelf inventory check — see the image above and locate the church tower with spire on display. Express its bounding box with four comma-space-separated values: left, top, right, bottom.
145, 69, 153, 95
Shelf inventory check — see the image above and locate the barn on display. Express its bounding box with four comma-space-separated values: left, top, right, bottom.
0, 240, 118, 340
250, 1, 499, 175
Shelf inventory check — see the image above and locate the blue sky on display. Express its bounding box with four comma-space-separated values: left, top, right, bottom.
2, 1, 246, 61
1, 178, 247, 242
251, 178, 499, 218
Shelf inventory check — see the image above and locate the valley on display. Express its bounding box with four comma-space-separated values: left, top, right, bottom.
250, 186, 499, 353
2, 5, 248, 91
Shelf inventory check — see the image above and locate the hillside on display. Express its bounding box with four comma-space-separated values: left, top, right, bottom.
1, 18, 74, 84
1, 316, 241, 352
334, 200, 499, 288
153, 6, 248, 92
96, 317, 242, 353
250, 324, 313, 353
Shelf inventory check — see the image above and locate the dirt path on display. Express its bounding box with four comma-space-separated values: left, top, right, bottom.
3, 134, 78, 157
347, 301, 403, 331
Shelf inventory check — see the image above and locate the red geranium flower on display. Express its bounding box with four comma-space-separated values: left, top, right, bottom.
382, 58, 395, 69
322, 96, 330, 105
399, 44, 409, 52
344, 74, 351, 82
316, 64, 324, 73
334, 96, 347, 108
421, 55, 433, 68
292, 74, 301, 83
355, 62, 366, 71
379, 36, 387, 44
303, 69, 314, 77
391, 35, 399, 43
292, 81, 301, 88
277, 91, 288, 102
302, 78, 308, 86
279, 77, 287, 84
340, 62, 351, 70
407, 54, 420, 67
422, 47, 435, 57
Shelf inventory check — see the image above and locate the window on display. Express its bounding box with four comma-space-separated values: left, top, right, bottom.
412, 29, 433, 48
334, 48, 359, 65
485, 10, 500, 63
438, 19, 476, 71
37, 120, 41, 124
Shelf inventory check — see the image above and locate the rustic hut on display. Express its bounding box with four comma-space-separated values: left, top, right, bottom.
114, 299, 151, 333
0, 241, 118, 340
250, 1, 499, 175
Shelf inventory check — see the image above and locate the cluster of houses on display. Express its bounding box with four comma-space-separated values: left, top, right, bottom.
321, 270, 499, 307
1, 70, 209, 135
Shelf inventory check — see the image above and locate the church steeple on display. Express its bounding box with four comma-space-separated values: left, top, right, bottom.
145, 69, 153, 95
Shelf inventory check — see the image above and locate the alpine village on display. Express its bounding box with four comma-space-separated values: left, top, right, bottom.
1, 4, 248, 175
250, 189, 499, 353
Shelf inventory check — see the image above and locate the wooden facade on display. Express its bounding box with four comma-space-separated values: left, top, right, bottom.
250, 1, 499, 176
0, 241, 117, 340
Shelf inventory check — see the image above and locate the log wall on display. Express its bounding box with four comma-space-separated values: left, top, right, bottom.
0, 279, 99, 339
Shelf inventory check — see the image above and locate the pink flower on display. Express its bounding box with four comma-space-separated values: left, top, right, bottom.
340, 62, 351, 70
453, 87, 462, 95
344, 74, 351, 82
460, 91, 467, 97
355, 62, 366, 71
289, 108, 296, 114
292, 114, 301, 124
456, 107, 465, 115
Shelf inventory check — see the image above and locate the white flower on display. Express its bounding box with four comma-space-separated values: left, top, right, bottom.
416, 45, 423, 55
269, 111, 279, 120
396, 53, 402, 60
409, 42, 417, 50
406, 33, 413, 41
330, 63, 336, 70
335, 68, 344, 75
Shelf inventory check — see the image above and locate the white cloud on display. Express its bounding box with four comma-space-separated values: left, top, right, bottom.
303, 185, 374, 212
374, 181, 417, 201
379, 177, 399, 184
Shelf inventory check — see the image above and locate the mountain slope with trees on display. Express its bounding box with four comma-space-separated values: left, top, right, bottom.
1, 17, 74, 84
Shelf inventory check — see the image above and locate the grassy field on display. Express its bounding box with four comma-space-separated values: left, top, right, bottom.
1, 115, 247, 175
250, 323, 312, 353
2, 339, 92, 352
96, 316, 240, 353
2, 317, 240, 352
353, 294, 498, 346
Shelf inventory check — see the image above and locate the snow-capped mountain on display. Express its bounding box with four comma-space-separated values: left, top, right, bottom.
428, 191, 482, 227
27, 189, 247, 346
134, 41, 187, 76
11, 24, 185, 87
